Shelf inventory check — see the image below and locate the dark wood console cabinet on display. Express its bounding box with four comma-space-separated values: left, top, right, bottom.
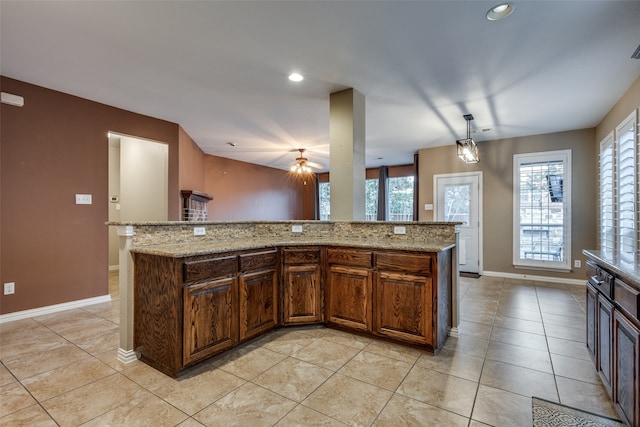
585, 252, 640, 427
134, 245, 453, 377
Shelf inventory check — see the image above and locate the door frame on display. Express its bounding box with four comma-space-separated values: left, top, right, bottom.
433, 171, 483, 274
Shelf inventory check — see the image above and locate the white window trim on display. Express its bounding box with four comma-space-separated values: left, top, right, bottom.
512, 149, 572, 272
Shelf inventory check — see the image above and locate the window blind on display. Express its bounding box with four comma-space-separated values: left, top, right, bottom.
599, 133, 615, 255
615, 112, 637, 261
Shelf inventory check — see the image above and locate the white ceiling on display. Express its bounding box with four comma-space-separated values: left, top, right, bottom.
2, 1, 639, 172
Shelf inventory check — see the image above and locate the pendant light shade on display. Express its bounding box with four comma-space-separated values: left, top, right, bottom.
457, 114, 479, 164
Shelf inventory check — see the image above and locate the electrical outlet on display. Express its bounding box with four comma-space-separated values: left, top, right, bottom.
4, 282, 15, 295
75, 194, 92, 205
393, 226, 406, 235
292, 225, 303, 233
574, 259, 582, 268
193, 227, 206, 236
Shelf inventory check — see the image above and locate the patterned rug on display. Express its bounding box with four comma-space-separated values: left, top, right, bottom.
532, 397, 624, 427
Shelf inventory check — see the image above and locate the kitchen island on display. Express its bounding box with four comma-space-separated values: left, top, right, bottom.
111, 221, 460, 377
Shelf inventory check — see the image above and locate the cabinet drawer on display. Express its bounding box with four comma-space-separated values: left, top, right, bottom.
327, 248, 372, 268
239, 250, 278, 272
284, 248, 320, 265
184, 256, 238, 282
615, 278, 640, 320
376, 252, 432, 275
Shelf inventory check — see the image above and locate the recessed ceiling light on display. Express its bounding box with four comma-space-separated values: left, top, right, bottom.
486, 3, 514, 20
288, 73, 304, 82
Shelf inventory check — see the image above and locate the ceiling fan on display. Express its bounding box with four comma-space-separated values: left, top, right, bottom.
290, 148, 324, 174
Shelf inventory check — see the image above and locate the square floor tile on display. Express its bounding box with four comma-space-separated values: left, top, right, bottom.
396, 365, 478, 417
194, 382, 296, 426
80, 393, 189, 427
275, 405, 346, 426
415, 348, 484, 382
485, 340, 552, 373
294, 338, 361, 370
373, 393, 469, 426
490, 326, 548, 350
551, 353, 601, 384
210, 343, 287, 380
339, 350, 413, 391
471, 384, 532, 427
0, 403, 57, 426
480, 359, 558, 401
253, 357, 333, 402
556, 376, 619, 419
303, 374, 393, 426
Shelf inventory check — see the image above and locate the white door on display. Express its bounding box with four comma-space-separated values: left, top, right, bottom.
435, 173, 481, 274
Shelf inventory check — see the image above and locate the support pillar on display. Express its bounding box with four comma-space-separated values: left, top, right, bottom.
116, 225, 138, 363
329, 88, 366, 221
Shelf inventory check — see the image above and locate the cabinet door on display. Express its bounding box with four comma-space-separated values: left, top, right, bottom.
598, 294, 614, 397
326, 265, 372, 331
239, 269, 278, 341
183, 277, 238, 365
586, 283, 597, 362
374, 271, 433, 346
614, 310, 640, 427
283, 264, 322, 324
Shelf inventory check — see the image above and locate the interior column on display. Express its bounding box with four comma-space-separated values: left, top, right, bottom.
329, 88, 366, 221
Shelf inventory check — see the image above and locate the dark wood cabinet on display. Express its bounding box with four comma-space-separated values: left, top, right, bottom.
614, 309, 640, 427
598, 293, 614, 398
326, 264, 372, 331
184, 276, 238, 365
326, 248, 373, 331
374, 271, 432, 345
373, 251, 449, 350
134, 244, 453, 377
239, 268, 278, 341
282, 248, 322, 324
586, 283, 598, 362
238, 249, 278, 341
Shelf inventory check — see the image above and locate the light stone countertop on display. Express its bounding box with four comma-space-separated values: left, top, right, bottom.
583, 249, 640, 285
130, 238, 456, 258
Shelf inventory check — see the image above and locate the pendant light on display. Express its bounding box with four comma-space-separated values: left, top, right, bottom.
456, 114, 479, 164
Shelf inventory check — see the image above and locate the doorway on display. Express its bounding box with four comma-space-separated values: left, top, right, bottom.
434, 172, 482, 274
108, 133, 169, 282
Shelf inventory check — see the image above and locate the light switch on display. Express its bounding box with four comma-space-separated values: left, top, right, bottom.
393, 226, 406, 235
75, 194, 92, 205
424, 203, 433, 210
292, 225, 303, 233
193, 227, 206, 236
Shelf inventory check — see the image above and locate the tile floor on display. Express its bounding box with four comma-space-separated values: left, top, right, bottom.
0, 272, 618, 426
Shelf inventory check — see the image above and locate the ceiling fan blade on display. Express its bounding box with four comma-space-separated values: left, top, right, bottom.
306, 161, 325, 169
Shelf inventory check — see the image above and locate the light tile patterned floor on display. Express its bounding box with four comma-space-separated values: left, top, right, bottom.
0, 272, 618, 426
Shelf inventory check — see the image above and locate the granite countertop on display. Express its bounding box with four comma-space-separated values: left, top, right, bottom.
131, 238, 456, 258
583, 249, 640, 284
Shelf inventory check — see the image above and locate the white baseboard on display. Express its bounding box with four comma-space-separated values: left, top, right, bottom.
109, 265, 119, 271
448, 326, 460, 338
482, 270, 585, 286
117, 348, 139, 364
0, 295, 112, 324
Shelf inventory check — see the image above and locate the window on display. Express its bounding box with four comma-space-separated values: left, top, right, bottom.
365, 178, 378, 221
388, 176, 414, 221
317, 171, 415, 222
599, 132, 615, 256
513, 150, 571, 271
319, 182, 330, 220
616, 112, 638, 262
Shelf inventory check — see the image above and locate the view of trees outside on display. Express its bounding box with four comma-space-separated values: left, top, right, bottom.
319, 182, 330, 220
443, 184, 470, 225
388, 176, 414, 221
365, 179, 378, 220
518, 161, 564, 261
318, 175, 414, 221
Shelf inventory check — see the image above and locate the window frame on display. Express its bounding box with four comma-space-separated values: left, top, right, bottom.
512, 149, 572, 272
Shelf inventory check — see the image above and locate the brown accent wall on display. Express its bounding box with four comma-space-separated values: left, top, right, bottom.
0, 77, 180, 314
418, 128, 597, 280
203, 155, 311, 220
178, 126, 206, 218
